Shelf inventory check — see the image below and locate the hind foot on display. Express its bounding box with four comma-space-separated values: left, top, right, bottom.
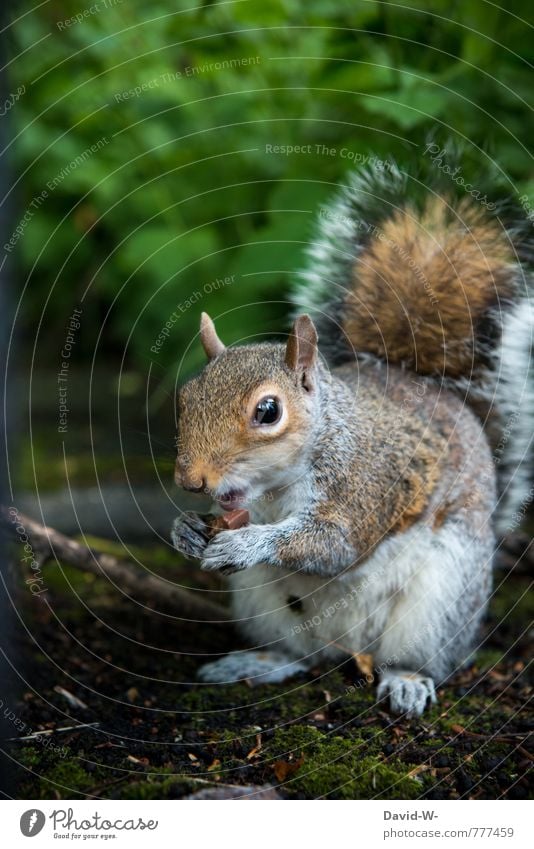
197, 650, 308, 685
376, 669, 437, 718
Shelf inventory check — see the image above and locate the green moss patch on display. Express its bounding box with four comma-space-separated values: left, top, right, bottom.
266, 726, 422, 799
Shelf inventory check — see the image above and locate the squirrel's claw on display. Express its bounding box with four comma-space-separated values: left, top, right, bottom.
376, 670, 437, 718
171, 512, 210, 559
201, 528, 254, 573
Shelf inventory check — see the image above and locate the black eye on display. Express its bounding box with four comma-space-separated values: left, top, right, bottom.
254, 397, 281, 425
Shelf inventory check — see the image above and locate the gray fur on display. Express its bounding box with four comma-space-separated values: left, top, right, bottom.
172, 160, 532, 717
291, 166, 534, 531
197, 650, 309, 685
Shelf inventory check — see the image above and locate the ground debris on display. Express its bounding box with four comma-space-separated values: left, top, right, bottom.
12, 530, 534, 800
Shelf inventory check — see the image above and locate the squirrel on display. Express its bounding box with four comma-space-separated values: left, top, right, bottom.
171, 152, 533, 717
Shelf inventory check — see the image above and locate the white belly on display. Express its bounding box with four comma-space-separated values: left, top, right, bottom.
227, 527, 419, 664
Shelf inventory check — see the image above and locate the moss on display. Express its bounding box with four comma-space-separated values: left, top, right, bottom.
276, 672, 356, 720
476, 648, 506, 670
17, 746, 111, 800
489, 575, 533, 624
267, 725, 422, 799
17, 746, 41, 769
80, 536, 193, 582
15, 533, 197, 606
37, 562, 99, 596
15, 443, 164, 493
117, 775, 197, 799
332, 683, 379, 723
17, 744, 212, 800
439, 697, 499, 734
180, 681, 299, 718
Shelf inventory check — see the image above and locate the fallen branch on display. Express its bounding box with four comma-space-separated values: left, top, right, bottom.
1, 507, 229, 622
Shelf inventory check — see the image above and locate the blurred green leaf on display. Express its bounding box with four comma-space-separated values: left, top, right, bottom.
9, 0, 534, 377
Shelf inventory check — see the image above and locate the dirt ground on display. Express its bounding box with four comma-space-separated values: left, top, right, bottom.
7, 529, 533, 801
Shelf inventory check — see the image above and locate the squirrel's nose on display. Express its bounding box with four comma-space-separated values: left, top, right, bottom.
182, 478, 205, 493
178, 470, 206, 493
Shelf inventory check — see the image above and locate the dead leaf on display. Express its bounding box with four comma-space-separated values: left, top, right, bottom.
246, 734, 263, 760
488, 670, 508, 682
207, 759, 221, 772
273, 755, 304, 782
407, 764, 433, 779
126, 754, 149, 765
324, 640, 373, 680
391, 726, 405, 742
352, 652, 374, 680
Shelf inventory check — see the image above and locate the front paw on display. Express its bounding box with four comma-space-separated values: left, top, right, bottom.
171, 512, 209, 559
201, 527, 265, 574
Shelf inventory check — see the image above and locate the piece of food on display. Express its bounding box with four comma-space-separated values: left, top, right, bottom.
171, 509, 250, 561
205, 508, 250, 537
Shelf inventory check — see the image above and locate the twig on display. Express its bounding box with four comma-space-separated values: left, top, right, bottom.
1, 507, 229, 622
451, 725, 532, 745
8, 721, 101, 742
517, 745, 534, 762
54, 686, 88, 711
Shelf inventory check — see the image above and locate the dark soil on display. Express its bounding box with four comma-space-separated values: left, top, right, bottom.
6, 531, 533, 800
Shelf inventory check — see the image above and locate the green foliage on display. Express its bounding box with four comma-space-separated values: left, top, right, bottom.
9, 0, 534, 379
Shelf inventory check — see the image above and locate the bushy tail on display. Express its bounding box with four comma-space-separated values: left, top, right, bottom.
292, 151, 534, 534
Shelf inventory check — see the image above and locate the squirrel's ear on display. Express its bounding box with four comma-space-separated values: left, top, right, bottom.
199, 312, 226, 360
285, 315, 318, 388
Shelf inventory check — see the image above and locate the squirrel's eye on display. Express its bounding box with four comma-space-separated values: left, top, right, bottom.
253, 397, 281, 426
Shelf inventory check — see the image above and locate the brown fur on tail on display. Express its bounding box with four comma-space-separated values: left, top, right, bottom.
342, 196, 514, 378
